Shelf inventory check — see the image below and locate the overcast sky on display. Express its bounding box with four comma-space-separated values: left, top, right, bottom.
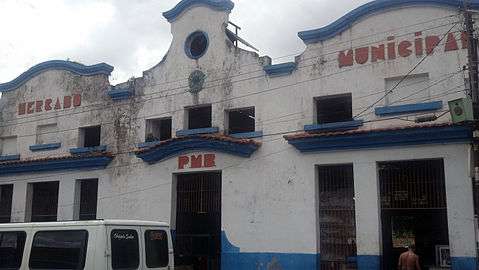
0, 0, 370, 85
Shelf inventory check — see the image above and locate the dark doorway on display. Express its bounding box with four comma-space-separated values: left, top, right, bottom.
30, 181, 59, 222
78, 179, 98, 220
379, 159, 449, 270
175, 172, 221, 270
317, 164, 357, 270
0, 184, 13, 223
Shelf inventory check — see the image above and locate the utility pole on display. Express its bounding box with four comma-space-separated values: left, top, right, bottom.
464, 2, 479, 257
465, 8, 479, 109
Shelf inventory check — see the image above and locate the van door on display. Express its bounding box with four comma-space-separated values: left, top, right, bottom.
107, 226, 143, 270
140, 227, 173, 270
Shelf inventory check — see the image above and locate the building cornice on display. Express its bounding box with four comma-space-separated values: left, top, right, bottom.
136, 135, 261, 164
163, 0, 234, 22
298, 0, 479, 44
0, 153, 113, 176
285, 123, 472, 152
0, 60, 114, 93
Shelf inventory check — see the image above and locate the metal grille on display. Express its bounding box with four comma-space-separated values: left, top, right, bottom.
175, 172, 221, 270
318, 165, 357, 270
379, 159, 446, 210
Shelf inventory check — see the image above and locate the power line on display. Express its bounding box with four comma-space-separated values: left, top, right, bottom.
2, 69, 463, 141
354, 22, 459, 118
1, 31, 464, 131
0, 20, 463, 124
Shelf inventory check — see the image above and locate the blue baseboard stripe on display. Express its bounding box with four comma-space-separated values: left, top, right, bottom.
222, 252, 318, 270
357, 255, 381, 270
451, 257, 477, 270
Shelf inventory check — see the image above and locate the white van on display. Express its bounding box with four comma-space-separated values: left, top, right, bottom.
0, 220, 174, 270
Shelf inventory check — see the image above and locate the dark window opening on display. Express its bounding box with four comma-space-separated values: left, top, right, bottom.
145, 118, 172, 142
145, 230, 169, 268
81, 126, 101, 148
111, 229, 140, 270
0, 184, 13, 223
316, 93, 353, 124
30, 181, 59, 222
188, 106, 212, 130
79, 179, 98, 221
0, 231, 26, 269
186, 31, 208, 59
318, 164, 357, 270
29, 230, 88, 270
228, 108, 255, 134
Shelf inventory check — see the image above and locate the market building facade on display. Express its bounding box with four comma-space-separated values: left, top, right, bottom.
0, 0, 478, 269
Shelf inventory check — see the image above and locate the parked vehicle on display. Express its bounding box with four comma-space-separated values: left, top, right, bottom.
0, 220, 174, 269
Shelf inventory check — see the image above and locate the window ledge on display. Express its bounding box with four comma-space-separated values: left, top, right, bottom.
29, 143, 61, 152
229, 131, 263, 139
304, 120, 363, 132
107, 87, 133, 101
263, 62, 297, 77
69, 145, 107, 155
375, 101, 442, 116
138, 141, 164, 148
0, 154, 21, 162
176, 127, 219, 137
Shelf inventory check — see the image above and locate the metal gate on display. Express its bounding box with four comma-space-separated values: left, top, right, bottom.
175, 172, 221, 270
379, 159, 449, 269
318, 164, 357, 270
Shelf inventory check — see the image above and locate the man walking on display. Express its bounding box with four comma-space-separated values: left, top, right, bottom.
398, 244, 421, 270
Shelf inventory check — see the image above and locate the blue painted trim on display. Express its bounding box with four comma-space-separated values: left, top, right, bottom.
298, 0, 479, 44
221, 231, 240, 253
163, 0, 234, 22
230, 131, 263, 139
0, 155, 21, 162
451, 257, 477, 270
184, 31, 209, 60
304, 120, 364, 132
29, 143, 61, 152
176, 127, 219, 137
221, 230, 319, 269
287, 125, 472, 152
69, 145, 107, 155
221, 252, 318, 270
138, 141, 162, 148
0, 156, 113, 176
375, 101, 443, 116
263, 62, 297, 76
136, 137, 260, 164
357, 255, 381, 270
107, 86, 133, 101
0, 60, 114, 92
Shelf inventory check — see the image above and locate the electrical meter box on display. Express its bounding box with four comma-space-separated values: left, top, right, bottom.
448, 98, 474, 123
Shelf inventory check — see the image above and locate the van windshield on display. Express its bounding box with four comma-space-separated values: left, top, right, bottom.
0, 231, 26, 270
29, 230, 88, 270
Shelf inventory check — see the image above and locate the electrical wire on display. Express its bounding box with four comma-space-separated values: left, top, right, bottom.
353, 22, 460, 118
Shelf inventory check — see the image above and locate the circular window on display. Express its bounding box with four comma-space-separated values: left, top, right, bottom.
185, 31, 209, 59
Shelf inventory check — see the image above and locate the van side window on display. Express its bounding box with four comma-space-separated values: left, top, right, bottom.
0, 231, 26, 270
111, 229, 139, 270
29, 230, 88, 270
145, 230, 169, 268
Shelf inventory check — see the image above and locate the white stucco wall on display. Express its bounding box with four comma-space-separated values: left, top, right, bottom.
0, 1, 477, 269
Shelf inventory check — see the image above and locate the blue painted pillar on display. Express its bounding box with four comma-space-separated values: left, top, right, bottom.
354, 162, 381, 270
